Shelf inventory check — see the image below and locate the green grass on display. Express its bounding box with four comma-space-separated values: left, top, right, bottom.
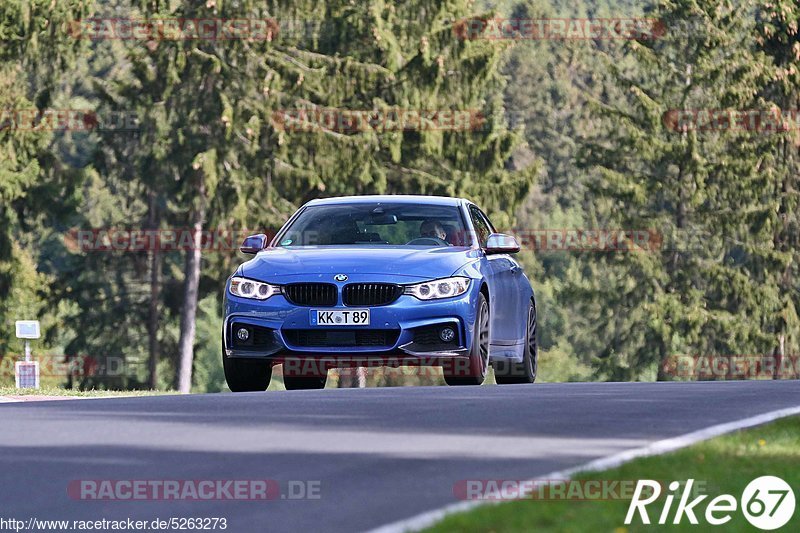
427, 416, 800, 532
0, 386, 171, 397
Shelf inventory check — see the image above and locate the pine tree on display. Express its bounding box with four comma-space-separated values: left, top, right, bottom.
0, 0, 91, 360
576, 0, 776, 379
753, 0, 800, 373
103, 0, 535, 391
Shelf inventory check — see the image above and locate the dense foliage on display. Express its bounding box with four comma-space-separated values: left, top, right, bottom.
0, 0, 797, 390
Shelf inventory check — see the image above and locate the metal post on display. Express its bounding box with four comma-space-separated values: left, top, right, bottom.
15, 321, 40, 389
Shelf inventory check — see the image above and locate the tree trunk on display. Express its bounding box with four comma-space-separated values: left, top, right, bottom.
177, 181, 206, 393
774, 335, 785, 381
147, 192, 161, 390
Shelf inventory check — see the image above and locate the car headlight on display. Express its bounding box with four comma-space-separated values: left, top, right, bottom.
229, 277, 280, 300
404, 277, 471, 300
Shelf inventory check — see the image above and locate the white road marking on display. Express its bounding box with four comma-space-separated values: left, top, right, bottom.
366, 404, 800, 533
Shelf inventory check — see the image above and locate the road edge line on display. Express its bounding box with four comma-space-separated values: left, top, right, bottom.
365, 404, 800, 533
0, 395, 147, 403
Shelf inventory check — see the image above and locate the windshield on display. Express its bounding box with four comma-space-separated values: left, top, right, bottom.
276, 203, 469, 247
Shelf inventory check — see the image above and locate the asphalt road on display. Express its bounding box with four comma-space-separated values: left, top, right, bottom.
1, 381, 799, 532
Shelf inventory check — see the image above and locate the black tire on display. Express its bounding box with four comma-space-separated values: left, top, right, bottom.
223, 342, 273, 392
283, 375, 327, 390
444, 292, 490, 386
494, 300, 537, 384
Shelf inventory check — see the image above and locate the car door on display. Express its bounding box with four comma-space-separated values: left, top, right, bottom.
469, 206, 519, 345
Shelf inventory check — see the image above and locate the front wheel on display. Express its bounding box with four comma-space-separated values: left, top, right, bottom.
222, 341, 272, 392
444, 292, 490, 386
494, 300, 537, 384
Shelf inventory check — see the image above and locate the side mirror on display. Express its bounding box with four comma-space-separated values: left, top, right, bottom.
240, 234, 268, 255
485, 233, 520, 255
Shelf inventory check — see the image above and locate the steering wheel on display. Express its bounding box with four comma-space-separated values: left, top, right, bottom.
406, 237, 449, 246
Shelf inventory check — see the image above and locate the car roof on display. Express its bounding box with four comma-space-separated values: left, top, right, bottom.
304, 195, 467, 207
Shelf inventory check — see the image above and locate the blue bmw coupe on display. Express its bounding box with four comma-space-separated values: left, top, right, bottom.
223, 195, 537, 390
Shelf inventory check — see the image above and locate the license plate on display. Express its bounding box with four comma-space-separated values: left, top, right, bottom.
311, 309, 370, 326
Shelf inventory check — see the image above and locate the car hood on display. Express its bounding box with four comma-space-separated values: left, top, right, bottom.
240, 246, 479, 282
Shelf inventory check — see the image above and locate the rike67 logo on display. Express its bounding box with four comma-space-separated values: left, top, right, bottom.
625, 477, 795, 530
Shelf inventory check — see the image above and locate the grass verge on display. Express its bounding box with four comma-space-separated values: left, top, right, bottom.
427, 416, 800, 532
0, 386, 171, 398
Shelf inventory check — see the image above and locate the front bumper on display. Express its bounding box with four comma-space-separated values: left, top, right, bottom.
223, 278, 480, 361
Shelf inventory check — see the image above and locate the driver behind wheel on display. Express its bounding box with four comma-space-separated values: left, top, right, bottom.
419, 220, 447, 242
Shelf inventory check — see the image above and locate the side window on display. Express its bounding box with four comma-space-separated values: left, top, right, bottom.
469, 206, 491, 248
477, 208, 496, 233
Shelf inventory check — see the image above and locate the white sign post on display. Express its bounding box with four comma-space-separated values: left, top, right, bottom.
15, 320, 40, 389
